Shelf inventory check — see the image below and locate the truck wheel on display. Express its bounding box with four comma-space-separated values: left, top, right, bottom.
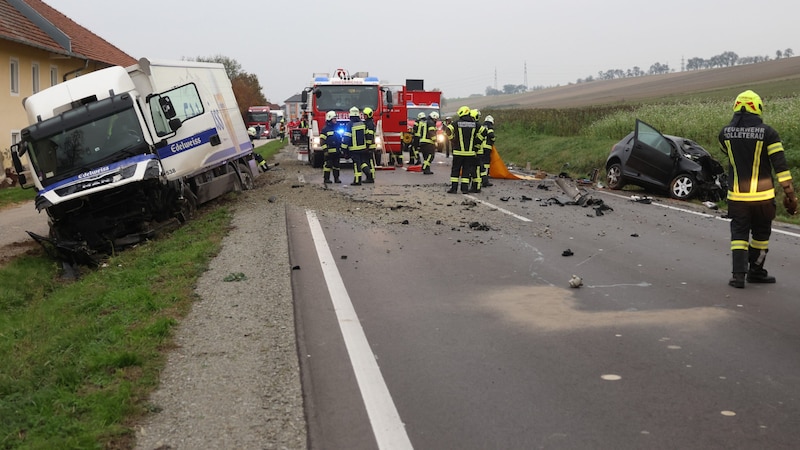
178, 186, 197, 222
238, 163, 255, 190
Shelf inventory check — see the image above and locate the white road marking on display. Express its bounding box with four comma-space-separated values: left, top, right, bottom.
598, 190, 800, 238
464, 195, 533, 222
305, 210, 414, 450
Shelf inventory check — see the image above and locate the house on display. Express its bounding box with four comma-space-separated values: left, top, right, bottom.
0, 0, 135, 180
284, 93, 303, 122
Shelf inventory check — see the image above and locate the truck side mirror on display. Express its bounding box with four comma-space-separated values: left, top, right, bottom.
301, 91, 308, 103
11, 143, 34, 189
169, 118, 182, 132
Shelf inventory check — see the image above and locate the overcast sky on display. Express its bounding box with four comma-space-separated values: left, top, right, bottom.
44, 0, 796, 104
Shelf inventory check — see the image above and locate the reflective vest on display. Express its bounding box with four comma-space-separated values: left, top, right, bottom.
343, 119, 367, 152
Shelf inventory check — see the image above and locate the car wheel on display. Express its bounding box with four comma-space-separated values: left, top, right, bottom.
606, 163, 625, 190
669, 174, 697, 200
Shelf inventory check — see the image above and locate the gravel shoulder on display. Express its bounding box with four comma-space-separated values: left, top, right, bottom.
134, 151, 309, 450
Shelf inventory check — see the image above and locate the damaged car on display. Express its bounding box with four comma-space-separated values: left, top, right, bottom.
605, 119, 727, 201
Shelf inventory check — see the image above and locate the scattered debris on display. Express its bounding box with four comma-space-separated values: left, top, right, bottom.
562, 249, 574, 257
469, 222, 493, 231
569, 274, 583, 288
594, 204, 613, 216
223, 272, 247, 282
630, 233, 639, 237
500, 197, 511, 202
537, 183, 550, 191
341, 255, 348, 259
630, 195, 653, 204
703, 201, 719, 210
520, 195, 533, 201
401, 219, 410, 225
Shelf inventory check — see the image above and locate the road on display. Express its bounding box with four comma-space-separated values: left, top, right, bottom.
287, 153, 800, 449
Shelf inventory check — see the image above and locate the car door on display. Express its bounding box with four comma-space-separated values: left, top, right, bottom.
626, 119, 675, 188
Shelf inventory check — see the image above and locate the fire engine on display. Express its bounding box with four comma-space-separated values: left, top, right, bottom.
381, 80, 444, 164
301, 69, 393, 168
245, 106, 271, 138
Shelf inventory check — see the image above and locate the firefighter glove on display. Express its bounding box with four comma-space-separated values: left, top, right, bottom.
784, 192, 798, 215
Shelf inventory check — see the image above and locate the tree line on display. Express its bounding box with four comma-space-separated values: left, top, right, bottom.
483, 48, 795, 96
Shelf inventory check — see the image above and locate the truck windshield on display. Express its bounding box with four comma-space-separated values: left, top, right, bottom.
25, 104, 146, 187
247, 111, 270, 123
315, 85, 378, 112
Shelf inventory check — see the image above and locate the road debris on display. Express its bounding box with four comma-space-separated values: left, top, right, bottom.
569, 274, 583, 288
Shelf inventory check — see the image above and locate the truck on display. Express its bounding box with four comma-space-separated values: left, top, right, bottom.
381, 80, 444, 164
301, 68, 393, 168
11, 58, 259, 264
245, 105, 271, 138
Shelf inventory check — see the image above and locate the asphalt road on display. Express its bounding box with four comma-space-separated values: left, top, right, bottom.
288, 155, 800, 449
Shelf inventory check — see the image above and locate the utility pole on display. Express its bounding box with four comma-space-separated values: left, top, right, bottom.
524, 61, 528, 91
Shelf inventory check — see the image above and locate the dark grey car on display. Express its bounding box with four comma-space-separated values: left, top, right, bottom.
605, 119, 727, 201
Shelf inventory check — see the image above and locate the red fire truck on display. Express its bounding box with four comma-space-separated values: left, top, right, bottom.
381, 80, 443, 165
245, 106, 271, 138
301, 69, 393, 168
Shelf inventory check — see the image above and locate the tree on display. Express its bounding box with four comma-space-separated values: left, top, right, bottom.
485, 86, 502, 96
189, 55, 266, 120
785, 48, 794, 57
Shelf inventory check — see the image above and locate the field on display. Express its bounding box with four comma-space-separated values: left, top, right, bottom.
447, 56, 800, 112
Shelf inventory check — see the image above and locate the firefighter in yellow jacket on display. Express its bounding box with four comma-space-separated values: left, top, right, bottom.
718, 90, 797, 288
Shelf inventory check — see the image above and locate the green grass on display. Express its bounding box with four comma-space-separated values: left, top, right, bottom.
0, 200, 232, 449
0, 185, 36, 210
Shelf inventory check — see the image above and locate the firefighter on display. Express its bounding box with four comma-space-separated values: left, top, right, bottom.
443, 116, 453, 158
363, 107, 378, 179
420, 111, 438, 175
719, 90, 797, 288
410, 111, 426, 165
480, 115, 496, 187
342, 106, 373, 185
447, 106, 479, 194
321, 110, 341, 184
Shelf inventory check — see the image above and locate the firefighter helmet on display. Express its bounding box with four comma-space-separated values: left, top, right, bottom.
247, 127, 257, 137
417, 112, 426, 120
349, 106, 360, 117
326, 110, 336, 121
457, 106, 470, 117
733, 90, 763, 115
363, 107, 373, 118
430, 111, 439, 120
470, 109, 481, 120
485, 115, 494, 123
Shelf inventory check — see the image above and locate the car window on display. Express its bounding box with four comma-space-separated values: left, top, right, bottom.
635, 120, 673, 156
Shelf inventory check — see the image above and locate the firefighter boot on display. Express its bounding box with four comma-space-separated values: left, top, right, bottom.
447, 182, 458, 194
747, 249, 776, 283
323, 171, 331, 184
729, 273, 745, 288
333, 170, 341, 183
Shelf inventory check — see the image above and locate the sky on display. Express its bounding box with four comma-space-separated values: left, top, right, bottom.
43, 0, 797, 105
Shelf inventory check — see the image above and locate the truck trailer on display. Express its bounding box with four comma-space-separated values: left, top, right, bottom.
11, 58, 259, 264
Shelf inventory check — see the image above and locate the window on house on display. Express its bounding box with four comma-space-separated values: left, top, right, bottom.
10, 58, 20, 94
32, 63, 40, 93
50, 66, 58, 86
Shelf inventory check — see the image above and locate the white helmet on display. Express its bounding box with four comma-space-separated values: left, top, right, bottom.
349, 106, 360, 117
417, 112, 426, 120
485, 115, 494, 123
247, 127, 256, 137
326, 110, 336, 121
430, 111, 440, 120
